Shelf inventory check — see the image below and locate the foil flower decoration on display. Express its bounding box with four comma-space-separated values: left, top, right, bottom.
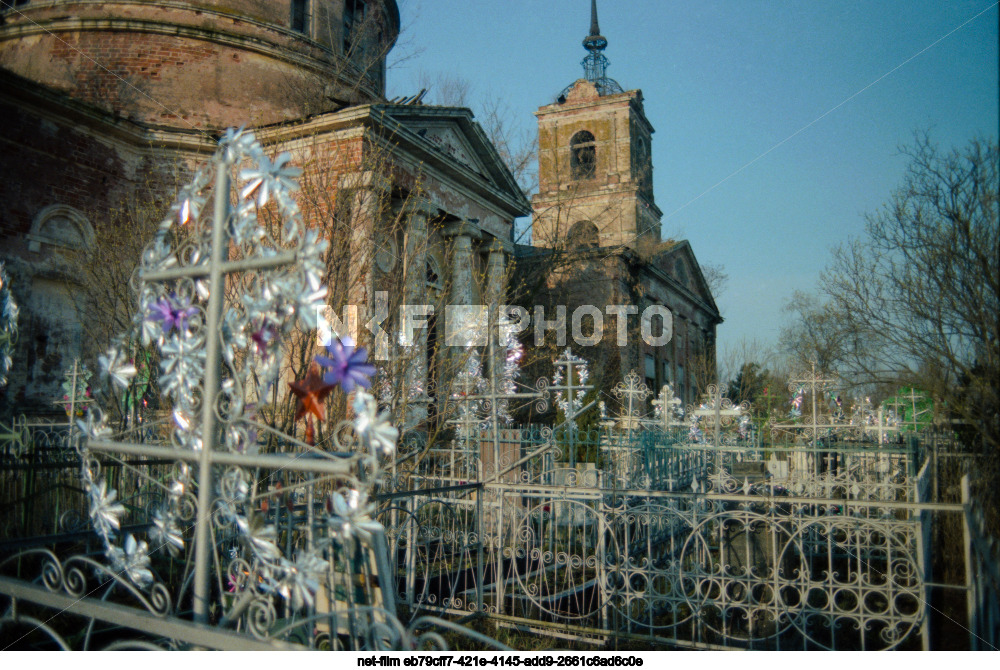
316, 337, 376, 393
146, 293, 198, 333
296, 286, 328, 330
352, 390, 398, 458
174, 183, 205, 226
239, 151, 301, 207
220, 126, 260, 164
221, 308, 248, 365
245, 517, 282, 561
107, 534, 154, 588
87, 479, 125, 540
76, 409, 112, 440
150, 508, 185, 557
230, 200, 261, 246
159, 333, 207, 398
249, 319, 277, 355
147, 293, 199, 334
298, 229, 328, 290
279, 551, 329, 611
99, 344, 137, 390
327, 490, 381, 544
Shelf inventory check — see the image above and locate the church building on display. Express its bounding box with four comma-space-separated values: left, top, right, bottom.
0, 1, 528, 417
523, 1, 722, 408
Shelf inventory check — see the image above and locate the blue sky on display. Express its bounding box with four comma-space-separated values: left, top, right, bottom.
387, 1, 999, 358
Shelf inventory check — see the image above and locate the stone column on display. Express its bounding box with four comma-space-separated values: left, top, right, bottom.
442, 219, 483, 397
400, 200, 436, 427
340, 171, 389, 352
485, 237, 507, 379
449, 231, 475, 307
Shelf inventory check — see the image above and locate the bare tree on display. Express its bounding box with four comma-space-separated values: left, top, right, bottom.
778, 290, 851, 375
814, 136, 998, 453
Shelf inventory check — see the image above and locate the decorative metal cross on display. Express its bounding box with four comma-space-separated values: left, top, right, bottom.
650, 383, 684, 432
612, 371, 650, 433
550, 348, 593, 426
79, 130, 365, 626
690, 384, 750, 448
56, 360, 93, 441
900, 388, 931, 431
550, 349, 594, 467
443, 327, 549, 481
771, 361, 840, 447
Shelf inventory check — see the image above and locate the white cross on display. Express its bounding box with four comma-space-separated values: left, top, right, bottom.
651, 383, 684, 431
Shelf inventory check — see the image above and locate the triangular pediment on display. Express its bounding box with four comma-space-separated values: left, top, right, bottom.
654, 240, 720, 315
375, 105, 526, 208
409, 123, 483, 174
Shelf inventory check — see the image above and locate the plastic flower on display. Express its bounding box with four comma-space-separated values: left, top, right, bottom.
315, 337, 375, 392
147, 293, 199, 334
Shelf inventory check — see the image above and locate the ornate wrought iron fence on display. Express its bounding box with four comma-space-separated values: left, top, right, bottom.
377, 420, 982, 650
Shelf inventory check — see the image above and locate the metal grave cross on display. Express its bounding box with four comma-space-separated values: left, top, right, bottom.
651, 383, 684, 432
612, 371, 650, 433
691, 384, 750, 448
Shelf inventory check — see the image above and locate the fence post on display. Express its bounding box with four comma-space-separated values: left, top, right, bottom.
476, 484, 484, 613
495, 486, 504, 615
405, 495, 415, 606
961, 475, 975, 649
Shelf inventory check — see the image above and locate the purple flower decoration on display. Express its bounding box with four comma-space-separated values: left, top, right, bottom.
315, 337, 375, 392
250, 320, 277, 354
147, 294, 199, 333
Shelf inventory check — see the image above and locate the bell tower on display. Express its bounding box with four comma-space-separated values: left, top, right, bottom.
531, 0, 661, 249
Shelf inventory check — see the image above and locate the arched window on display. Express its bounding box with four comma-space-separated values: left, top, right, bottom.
27, 204, 94, 251
570, 130, 597, 180
567, 220, 599, 249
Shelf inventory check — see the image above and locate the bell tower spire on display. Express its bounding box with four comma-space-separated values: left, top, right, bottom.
588, 0, 604, 42
578, 0, 622, 95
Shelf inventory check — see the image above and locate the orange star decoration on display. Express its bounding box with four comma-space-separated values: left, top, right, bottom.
288, 363, 335, 444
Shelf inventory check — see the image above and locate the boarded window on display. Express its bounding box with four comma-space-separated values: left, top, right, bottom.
567, 220, 599, 248
645, 354, 656, 388
291, 0, 309, 34
344, 0, 368, 53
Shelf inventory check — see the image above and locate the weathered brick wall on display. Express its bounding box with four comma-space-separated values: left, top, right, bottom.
0, 1, 399, 128
1, 101, 140, 244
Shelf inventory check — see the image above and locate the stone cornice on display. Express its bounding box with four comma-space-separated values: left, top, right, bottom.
0, 5, 383, 102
